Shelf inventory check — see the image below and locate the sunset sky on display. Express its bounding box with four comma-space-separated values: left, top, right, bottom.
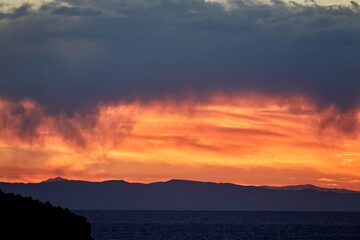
0, 0, 360, 190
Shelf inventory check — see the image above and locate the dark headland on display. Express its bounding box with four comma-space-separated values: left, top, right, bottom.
0, 189, 94, 240
1, 178, 360, 211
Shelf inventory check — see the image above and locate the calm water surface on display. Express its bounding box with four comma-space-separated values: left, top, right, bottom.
74, 210, 360, 240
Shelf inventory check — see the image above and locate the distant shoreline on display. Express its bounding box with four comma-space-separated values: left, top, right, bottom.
2, 179, 360, 212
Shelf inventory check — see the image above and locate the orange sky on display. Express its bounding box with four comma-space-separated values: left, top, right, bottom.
0, 94, 359, 190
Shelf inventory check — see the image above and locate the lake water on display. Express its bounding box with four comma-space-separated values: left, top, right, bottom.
74, 210, 360, 240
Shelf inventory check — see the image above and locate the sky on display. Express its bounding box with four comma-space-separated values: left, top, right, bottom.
0, 0, 360, 190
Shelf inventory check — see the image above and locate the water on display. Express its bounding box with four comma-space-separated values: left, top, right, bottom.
74, 210, 360, 240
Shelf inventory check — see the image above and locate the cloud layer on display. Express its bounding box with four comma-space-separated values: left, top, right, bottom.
0, 0, 359, 115
0, 97, 359, 189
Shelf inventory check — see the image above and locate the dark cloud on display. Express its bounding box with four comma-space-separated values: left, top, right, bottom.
0, 100, 94, 147
0, 0, 359, 115
318, 108, 359, 136
0, 102, 43, 143
0, 99, 135, 149
51, 6, 103, 16
0, 4, 33, 19
351, 1, 359, 8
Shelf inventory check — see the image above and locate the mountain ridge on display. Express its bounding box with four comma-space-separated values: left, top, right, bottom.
36, 177, 359, 193
2, 178, 358, 194
1, 178, 359, 211
261, 184, 357, 194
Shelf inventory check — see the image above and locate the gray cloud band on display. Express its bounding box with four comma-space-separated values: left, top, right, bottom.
0, 0, 359, 115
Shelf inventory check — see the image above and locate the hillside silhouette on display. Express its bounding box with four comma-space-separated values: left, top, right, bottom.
1, 179, 360, 211
0, 189, 93, 240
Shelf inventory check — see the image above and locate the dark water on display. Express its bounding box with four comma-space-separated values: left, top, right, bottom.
74, 210, 360, 240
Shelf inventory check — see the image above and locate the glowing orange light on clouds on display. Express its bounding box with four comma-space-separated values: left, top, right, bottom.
0, 94, 359, 190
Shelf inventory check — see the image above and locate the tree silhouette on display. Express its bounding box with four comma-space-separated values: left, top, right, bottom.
0, 190, 93, 240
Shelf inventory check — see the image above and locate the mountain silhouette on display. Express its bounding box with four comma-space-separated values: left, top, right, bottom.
1, 179, 359, 211
42, 177, 68, 183
0, 189, 93, 239
261, 184, 357, 194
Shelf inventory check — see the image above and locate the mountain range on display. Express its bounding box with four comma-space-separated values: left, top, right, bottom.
0, 178, 359, 211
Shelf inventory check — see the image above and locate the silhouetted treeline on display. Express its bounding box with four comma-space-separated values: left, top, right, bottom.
0, 189, 93, 240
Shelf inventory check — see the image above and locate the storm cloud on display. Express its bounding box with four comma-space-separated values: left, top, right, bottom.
0, 0, 360, 115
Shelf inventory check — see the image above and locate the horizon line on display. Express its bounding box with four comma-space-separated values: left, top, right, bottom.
3, 177, 358, 192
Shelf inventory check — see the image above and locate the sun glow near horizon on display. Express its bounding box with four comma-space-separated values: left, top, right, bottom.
0, 94, 359, 190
